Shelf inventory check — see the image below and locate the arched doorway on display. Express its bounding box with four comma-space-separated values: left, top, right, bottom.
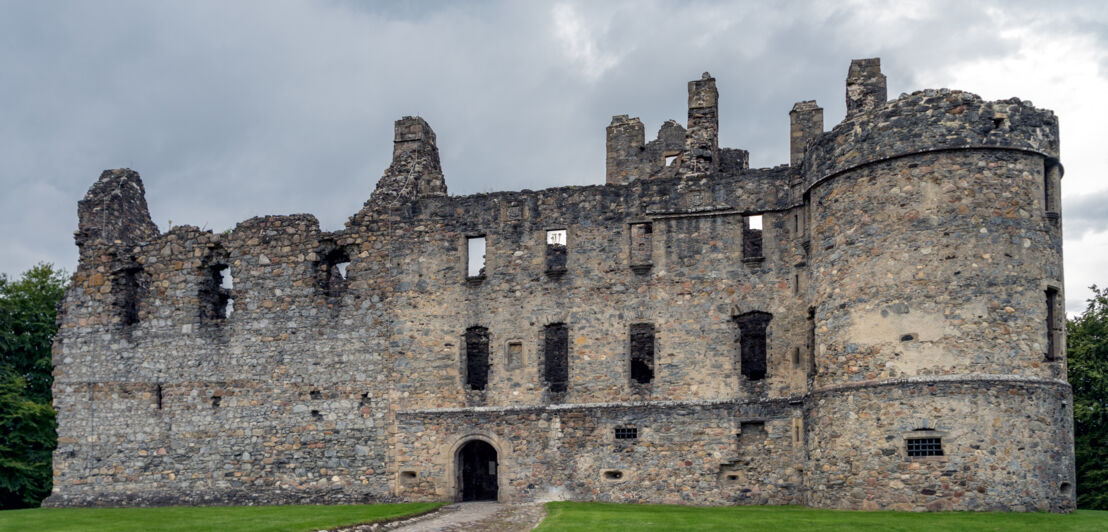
456, 439, 498, 501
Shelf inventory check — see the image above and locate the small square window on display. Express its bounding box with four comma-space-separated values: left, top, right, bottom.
614, 427, 638, 440
906, 437, 943, 457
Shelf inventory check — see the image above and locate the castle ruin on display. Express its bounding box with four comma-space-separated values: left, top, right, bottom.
46, 58, 1075, 512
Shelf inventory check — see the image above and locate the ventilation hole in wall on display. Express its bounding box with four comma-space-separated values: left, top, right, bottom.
614, 427, 638, 440
310, 390, 322, 400
1060, 482, 1072, 496
400, 471, 417, 479
792, 347, 801, 366
359, 392, 370, 408
900, 333, 917, 342
211, 396, 221, 408
603, 470, 624, 480
310, 409, 322, 419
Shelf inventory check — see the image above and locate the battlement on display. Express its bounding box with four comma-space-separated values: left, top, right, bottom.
50, 58, 1074, 513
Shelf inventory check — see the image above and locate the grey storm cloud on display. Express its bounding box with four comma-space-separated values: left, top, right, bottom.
2, 0, 1107, 313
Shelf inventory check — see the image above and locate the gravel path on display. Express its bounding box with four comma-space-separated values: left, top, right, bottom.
330, 502, 547, 532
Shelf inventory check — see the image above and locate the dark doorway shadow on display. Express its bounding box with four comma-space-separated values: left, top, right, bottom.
457, 439, 498, 501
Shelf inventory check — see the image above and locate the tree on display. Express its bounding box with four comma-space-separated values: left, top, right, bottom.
1068, 285, 1108, 510
0, 263, 67, 508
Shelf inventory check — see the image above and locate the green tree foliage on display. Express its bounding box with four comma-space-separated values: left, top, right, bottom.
0, 263, 67, 508
1068, 285, 1108, 510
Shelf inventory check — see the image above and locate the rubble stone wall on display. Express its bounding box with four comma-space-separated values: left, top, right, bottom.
47, 58, 1074, 512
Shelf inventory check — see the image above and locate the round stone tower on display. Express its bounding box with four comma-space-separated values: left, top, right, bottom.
801, 59, 1074, 512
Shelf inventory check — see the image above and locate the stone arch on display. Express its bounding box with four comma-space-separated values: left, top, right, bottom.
449, 434, 503, 502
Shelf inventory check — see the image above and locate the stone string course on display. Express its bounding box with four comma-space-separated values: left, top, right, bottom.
47, 58, 1074, 512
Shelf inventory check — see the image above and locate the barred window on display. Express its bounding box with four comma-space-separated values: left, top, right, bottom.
614, 427, 638, 440
906, 437, 943, 457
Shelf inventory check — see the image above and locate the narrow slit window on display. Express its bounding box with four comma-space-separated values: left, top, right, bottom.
1046, 287, 1062, 361
807, 307, 816, 373
906, 437, 943, 457
630, 222, 653, 268
629, 323, 655, 385
543, 323, 569, 393
614, 427, 638, 440
467, 237, 486, 278
736, 311, 772, 381
546, 229, 567, 273
744, 215, 764, 259
465, 326, 490, 390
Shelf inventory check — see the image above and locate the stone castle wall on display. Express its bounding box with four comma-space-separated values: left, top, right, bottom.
47, 58, 1075, 512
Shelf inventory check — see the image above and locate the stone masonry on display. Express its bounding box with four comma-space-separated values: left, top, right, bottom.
47, 58, 1074, 512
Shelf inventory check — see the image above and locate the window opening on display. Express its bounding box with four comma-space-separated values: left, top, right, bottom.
604, 470, 624, 480
906, 437, 943, 457
614, 427, 638, 440
113, 265, 144, 326
156, 383, 163, 410
201, 264, 233, 322
211, 395, 221, 408
543, 323, 569, 393
736, 312, 772, 381
465, 326, 490, 390
318, 247, 351, 298
546, 229, 567, 273
629, 323, 655, 385
665, 154, 678, 167
792, 346, 801, 366
467, 237, 486, 278
630, 222, 653, 269
807, 307, 816, 375
744, 215, 764, 260
1046, 287, 1062, 361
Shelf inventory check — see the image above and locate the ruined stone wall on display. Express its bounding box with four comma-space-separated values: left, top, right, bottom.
48, 58, 1074, 512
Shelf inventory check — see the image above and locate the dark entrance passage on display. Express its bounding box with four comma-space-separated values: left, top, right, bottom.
457, 440, 498, 501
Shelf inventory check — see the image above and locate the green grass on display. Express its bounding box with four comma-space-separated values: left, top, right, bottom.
535, 502, 1108, 532
0, 502, 446, 532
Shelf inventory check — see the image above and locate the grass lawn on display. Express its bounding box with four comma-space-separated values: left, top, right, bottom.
535, 502, 1108, 532
0, 502, 445, 532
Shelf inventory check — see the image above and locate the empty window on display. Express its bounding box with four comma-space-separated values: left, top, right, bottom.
318, 247, 351, 298
113, 265, 144, 326
807, 307, 816, 374
744, 215, 763, 259
156, 383, 163, 410
630, 323, 655, 385
543, 323, 569, 393
467, 236, 486, 278
665, 154, 678, 166
736, 311, 772, 381
906, 437, 943, 457
201, 264, 233, 322
1046, 287, 1062, 361
614, 427, 638, 440
630, 222, 653, 268
465, 326, 490, 391
546, 229, 567, 273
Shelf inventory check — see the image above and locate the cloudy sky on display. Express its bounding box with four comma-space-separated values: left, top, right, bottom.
1, 0, 1105, 314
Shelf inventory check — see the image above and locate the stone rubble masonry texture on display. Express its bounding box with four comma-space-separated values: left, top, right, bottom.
46, 58, 1074, 512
